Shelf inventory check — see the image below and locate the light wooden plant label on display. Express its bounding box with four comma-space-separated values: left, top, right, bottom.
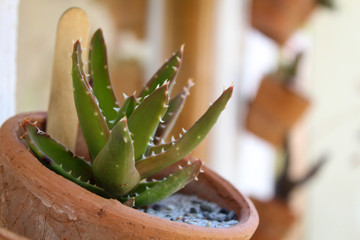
47, 8, 89, 152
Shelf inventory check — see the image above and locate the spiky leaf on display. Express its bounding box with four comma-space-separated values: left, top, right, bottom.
154, 79, 193, 143
136, 87, 233, 179
127, 181, 160, 196
128, 83, 169, 160
111, 94, 137, 128
92, 118, 140, 196
72, 40, 110, 160
134, 159, 202, 207
138, 45, 183, 101
21, 120, 93, 181
146, 142, 173, 156
89, 29, 119, 127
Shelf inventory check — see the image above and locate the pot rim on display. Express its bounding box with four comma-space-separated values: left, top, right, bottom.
0, 112, 259, 239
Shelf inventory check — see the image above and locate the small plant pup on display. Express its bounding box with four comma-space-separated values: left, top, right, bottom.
245, 54, 309, 146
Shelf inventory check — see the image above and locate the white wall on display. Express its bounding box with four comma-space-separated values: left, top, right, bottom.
0, 0, 19, 125
305, 1, 360, 239
210, 0, 247, 185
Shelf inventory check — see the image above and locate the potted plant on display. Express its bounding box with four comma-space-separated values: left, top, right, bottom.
250, 138, 326, 240
251, 0, 334, 45
0, 23, 258, 239
245, 54, 309, 146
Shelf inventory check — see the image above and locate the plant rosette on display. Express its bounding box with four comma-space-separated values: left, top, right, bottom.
0, 24, 258, 239
0, 112, 258, 240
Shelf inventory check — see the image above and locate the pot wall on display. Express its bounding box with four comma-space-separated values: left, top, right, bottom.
0, 112, 258, 240
246, 76, 309, 146
250, 198, 295, 240
251, 0, 317, 44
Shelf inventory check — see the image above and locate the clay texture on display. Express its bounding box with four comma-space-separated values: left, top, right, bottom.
0, 112, 258, 240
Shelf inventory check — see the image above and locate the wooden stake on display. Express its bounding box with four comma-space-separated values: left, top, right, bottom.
47, 8, 89, 151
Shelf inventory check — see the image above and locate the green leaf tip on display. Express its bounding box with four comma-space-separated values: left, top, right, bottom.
136, 86, 233, 179
154, 79, 194, 144
92, 118, 140, 196
138, 45, 184, 100
128, 83, 169, 160
89, 28, 119, 127
72, 40, 110, 160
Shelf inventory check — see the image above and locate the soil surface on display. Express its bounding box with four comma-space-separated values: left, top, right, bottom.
141, 194, 239, 228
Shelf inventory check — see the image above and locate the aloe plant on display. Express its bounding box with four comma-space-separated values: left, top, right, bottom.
21, 29, 233, 208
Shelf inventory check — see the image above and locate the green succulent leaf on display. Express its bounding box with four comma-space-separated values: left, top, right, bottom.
154, 79, 193, 144
45, 160, 110, 198
136, 87, 233, 179
52, 169, 110, 198
21, 119, 93, 182
22, 120, 140, 201
128, 83, 169, 160
138, 45, 183, 101
89, 29, 119, 127
25, 137, 110, 198
134, 159, 202, 207
72, 40, 110, 160
111, 94, 137, 129
127, 181, 160, 196
146, 142, 173, 156
92, 118, 140, 196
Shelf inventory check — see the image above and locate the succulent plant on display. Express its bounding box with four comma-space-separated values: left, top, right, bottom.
275, 137, 327, 202
21, 29, 233, 208
277, 53, 303, 86
316, 0, 335, 9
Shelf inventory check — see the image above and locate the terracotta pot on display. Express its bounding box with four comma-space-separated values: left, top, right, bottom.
251, 0, 317, 45
250, 198, 295, 240
245, 76, 309, 146
0, 112, 258, 240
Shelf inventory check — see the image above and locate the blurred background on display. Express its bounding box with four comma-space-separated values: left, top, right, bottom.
2, 0, 360, 239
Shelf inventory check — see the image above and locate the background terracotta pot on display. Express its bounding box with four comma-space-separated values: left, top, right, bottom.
245, 76, 309, 146
250, 198, 295, 240
251, 0, 317, 44
0, 112, 258, 240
